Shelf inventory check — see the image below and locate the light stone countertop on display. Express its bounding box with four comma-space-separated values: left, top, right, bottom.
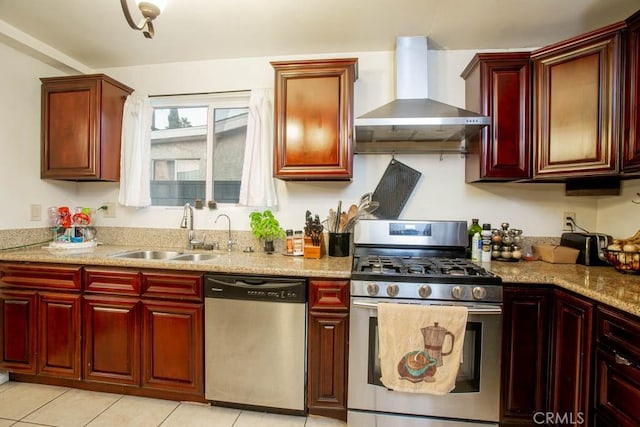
0, 244, 353, 279
1, 244, 640, 316
488, 260, 640, 317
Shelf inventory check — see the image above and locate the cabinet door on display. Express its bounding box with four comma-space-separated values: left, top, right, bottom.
501, 286, 551, 425
141, 300, 203, 395
533, 23, 623, 178
0, 290, 37, 373
594, 347, 640, 427
624, 11, 640, 172
463, 53, 531, 182
40, 74, 133, 181
83, 295, 141, 385
38, 292, 81, 379
272, 59, 357, 180
307, 279, 349, 421
549, 290, 594, 424
307, 310, 348, 421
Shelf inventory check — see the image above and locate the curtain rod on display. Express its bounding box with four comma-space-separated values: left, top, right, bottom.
149, 89, 248, 98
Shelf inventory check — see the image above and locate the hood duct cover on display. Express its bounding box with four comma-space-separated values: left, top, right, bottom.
354, 36, 490, 154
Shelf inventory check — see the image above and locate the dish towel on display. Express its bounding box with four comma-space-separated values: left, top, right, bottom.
378, 303, 468, 395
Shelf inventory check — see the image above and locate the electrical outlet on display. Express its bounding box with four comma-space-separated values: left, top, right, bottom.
103, 202, 116, 218
30, 204, 41, 221
563, 212, 576, 231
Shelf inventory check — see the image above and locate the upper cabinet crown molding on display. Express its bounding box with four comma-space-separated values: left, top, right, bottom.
532, 22, 625, 179
41, 74, 133, 181
271, 58, 358, 181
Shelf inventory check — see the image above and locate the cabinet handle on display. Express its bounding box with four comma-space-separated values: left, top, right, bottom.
615, 353, 632, 366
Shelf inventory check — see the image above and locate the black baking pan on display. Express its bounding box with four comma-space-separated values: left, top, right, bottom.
371, 158, 422, 219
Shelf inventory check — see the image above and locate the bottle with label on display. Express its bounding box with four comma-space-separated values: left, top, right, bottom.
293, 230, 304, 256
471, 232, 481, 262
481, 223, 492, 263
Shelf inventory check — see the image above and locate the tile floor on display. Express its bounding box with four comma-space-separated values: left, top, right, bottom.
0, 382, 347, 427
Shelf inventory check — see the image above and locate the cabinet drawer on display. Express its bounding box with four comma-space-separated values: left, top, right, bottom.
595, 346, 640, 427
309, 279, 349, 310
0, 263, 81, 291
84, 268, 141, 296
141, 271, 203, 301
597, 305, 640, 361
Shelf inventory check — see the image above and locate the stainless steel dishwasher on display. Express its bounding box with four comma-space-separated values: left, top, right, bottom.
204, 274, 307, 414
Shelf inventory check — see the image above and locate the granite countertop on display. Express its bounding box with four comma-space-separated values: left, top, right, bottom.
1, 244, 640, 316
0, 244, 353, 279
488, 260, 640, 316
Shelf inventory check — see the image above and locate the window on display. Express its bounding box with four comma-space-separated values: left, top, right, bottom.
149, 93, 250, 206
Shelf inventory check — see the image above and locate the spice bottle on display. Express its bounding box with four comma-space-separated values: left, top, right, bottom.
481, 223, 492, 263
293, 230, 304, 256
285, 229, 294, 255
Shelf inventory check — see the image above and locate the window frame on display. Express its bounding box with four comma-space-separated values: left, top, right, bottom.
149, 91, 251, 207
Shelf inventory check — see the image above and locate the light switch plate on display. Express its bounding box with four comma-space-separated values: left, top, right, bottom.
30, 204, 41, 221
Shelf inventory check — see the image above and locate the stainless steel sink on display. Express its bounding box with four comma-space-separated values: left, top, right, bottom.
111, 250, 184, 260
170, 253, 219, 262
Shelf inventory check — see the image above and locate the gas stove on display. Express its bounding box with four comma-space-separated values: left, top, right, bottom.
351, 219, 502, 302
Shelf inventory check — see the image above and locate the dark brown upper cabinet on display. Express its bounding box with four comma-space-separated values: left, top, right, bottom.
41, 74, 133, 181
623, 10, 640, 174
271, 59, 358, 180
532, 23, 624, 179
462, 52, 532, 182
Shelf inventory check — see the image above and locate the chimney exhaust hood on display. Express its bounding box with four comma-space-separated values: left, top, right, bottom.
354, 36, 490, 154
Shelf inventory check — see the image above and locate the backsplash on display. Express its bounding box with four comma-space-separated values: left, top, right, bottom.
0, 227, 559, 257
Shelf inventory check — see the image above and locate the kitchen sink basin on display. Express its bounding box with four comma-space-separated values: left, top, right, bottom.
111, 250, 184, 260
170, 253, 219, 262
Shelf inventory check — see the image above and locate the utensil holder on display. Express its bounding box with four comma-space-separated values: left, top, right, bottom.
304, 234, 325, 259
329, 232, 351, 257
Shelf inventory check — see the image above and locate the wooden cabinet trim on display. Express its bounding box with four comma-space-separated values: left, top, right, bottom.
0, 263, 82, 291
624, 12, 640, 172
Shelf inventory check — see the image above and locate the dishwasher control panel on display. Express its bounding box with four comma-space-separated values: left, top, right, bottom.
205, 274, 306, 303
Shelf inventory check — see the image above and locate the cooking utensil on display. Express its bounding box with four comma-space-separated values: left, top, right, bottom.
371, 158, 422, 219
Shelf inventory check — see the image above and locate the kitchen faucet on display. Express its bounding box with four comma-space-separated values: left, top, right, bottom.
180, 203, 204, 250
215, 213, 234, 252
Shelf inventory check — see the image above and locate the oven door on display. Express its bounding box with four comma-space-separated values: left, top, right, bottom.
348, 298, 502, 427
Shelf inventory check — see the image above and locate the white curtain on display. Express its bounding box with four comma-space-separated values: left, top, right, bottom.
119, 91, 152, 208
238, 88, 278, 207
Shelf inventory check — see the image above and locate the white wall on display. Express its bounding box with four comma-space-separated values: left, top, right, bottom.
2, 41, 638, 239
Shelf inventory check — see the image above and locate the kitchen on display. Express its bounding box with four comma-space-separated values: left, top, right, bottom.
1, 1, 640, 426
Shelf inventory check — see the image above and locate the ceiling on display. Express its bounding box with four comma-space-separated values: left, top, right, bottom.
0, 0, 638, 70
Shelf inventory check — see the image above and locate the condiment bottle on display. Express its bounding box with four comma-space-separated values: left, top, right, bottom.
293, 230, 304, 256
481, 223, 492, 263
285, 229, 294, 255
471, 232, 481, 262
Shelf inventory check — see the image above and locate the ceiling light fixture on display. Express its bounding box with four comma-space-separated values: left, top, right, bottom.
120, 0, 167, 38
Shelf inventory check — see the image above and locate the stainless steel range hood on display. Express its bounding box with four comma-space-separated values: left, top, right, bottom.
354, 37, 490, 154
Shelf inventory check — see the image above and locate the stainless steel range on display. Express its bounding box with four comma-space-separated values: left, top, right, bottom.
348, 219, 503, 427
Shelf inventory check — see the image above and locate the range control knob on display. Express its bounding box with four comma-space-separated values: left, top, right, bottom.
472, 286, 487, 300
451, 286, 465, 299
418, 285, 432, 298
386, 284, 399, 297
366, 283, 380, 296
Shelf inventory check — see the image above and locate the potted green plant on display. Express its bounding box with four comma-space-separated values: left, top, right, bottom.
249, 210, 286, 253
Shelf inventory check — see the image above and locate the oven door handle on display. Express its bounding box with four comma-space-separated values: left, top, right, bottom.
351, 300, 502, 315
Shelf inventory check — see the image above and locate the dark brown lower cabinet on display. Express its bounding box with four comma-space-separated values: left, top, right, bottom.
141, 300, 203, 394
501, 285, 551, 426
307, 279, 349, 421
38, 292, 81, 379
83, 294, 141, 385
549, 289, 594, 426
0, 289, 37, 373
